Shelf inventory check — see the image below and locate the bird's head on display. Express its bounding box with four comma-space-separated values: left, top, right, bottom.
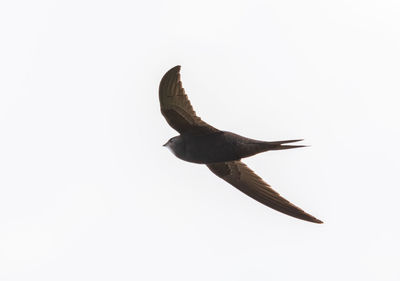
163, 136, 183, 156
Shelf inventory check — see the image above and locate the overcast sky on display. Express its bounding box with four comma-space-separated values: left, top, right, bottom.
1, 0, 400, 280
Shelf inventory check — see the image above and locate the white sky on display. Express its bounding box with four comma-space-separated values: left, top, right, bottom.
1, 0, 400, 280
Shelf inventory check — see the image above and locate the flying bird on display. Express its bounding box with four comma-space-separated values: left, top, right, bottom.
159, 65, 322, 224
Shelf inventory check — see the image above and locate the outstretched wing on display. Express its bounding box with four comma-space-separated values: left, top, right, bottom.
207, 161, 323, 224
159, 65, 219, 135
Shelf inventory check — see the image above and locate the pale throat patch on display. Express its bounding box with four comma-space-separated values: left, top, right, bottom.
165, 144, 175, 154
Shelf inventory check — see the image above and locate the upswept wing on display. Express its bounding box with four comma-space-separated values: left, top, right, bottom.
159, 65, 219, 135
207, 161, 323, 224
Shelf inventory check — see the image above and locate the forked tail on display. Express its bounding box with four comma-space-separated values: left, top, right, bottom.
237, 136, 307, 159
266, 139, 307, 150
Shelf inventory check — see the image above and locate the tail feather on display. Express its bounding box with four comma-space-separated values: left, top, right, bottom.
267, 139, 303, 145
270, 144, 308, 150
266, 139, 308, 151
238, 138, 307, 159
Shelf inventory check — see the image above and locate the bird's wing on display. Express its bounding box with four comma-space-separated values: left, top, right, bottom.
159, 65, 220, 135
207, 161, 323, 224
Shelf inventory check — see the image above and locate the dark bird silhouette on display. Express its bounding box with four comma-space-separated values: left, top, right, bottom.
159, 65, 322, 224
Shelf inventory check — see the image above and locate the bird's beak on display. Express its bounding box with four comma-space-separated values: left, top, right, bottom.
162, 142, 168, 147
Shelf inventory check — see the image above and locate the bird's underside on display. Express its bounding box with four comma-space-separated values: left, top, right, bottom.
159, 65, 323, 224
178, 131, 307, 164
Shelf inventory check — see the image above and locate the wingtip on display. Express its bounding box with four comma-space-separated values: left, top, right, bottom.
160, 65, 182, 89
162, 65, 181, 78
171, 65, 181, 72
299, 213, 323, 224
313, 218, 324, 224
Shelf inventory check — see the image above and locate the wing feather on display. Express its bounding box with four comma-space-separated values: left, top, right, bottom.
207, 161, 323, 224
159, 66, 219, 135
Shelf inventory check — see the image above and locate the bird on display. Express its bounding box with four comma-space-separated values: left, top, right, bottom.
159, 65, 322, 224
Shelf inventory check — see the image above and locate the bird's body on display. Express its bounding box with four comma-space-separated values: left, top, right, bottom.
165, 131, 304, 164
159, 65, 323, 224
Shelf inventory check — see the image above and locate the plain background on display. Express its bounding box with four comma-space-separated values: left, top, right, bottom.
1, 0, 400, 280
